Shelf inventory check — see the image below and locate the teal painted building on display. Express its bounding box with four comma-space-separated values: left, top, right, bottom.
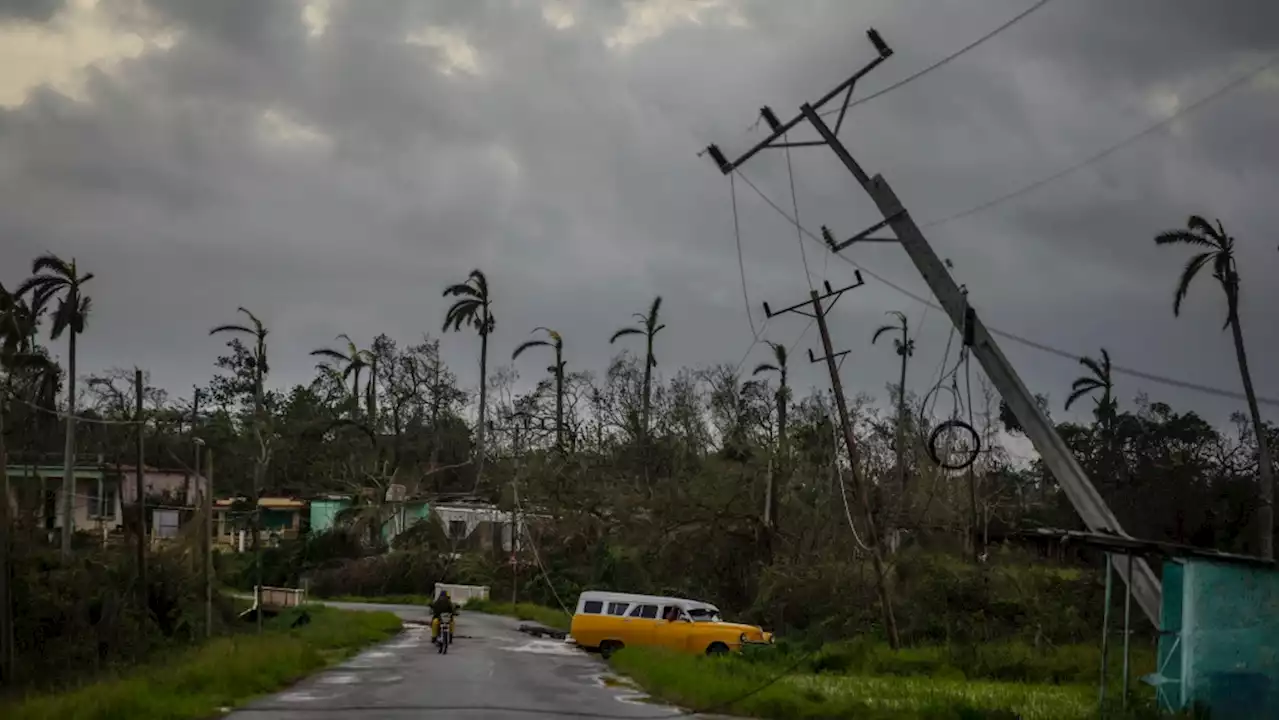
309, 496, 351, 534
308, 495, 430, 543
1150, 557, 1278, 718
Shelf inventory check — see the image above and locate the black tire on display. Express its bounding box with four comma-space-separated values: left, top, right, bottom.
706, 642, 730, 656
599, 640, 623, 659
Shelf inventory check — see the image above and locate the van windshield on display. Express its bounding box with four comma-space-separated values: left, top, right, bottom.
687, 607, 722, 623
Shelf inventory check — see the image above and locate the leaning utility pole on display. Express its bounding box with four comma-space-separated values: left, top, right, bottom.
762, 279, 901, 649
134, 368, 147, 604
702, 28, 1162, 625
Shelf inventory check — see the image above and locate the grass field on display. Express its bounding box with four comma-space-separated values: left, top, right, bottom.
1, 604, 402, 720
463, 599, 572, 630
609, 640, 1160, 720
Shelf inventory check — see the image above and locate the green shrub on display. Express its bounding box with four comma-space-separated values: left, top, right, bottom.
466, 599, 570, 630
610, 646, 1152, 720
2, 605, 400, 720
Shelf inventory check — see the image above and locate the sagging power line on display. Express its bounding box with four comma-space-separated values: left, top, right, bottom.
703, 27, 1164, 627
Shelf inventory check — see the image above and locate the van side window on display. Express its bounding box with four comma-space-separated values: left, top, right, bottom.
607, 602, 630, 616
629, 604, 658, 619
582, 600, 603, 614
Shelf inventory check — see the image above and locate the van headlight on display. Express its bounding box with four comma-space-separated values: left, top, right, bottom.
739, 632, 748, 644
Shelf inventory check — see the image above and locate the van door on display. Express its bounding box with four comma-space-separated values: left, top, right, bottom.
652, 605, 691, 652
623, 602, 661, 647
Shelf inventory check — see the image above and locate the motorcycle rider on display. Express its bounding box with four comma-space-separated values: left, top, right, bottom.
430, 590, 456, 646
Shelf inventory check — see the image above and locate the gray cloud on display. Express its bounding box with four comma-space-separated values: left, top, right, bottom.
0, 0, 1274, 430
0, 0, 61, 22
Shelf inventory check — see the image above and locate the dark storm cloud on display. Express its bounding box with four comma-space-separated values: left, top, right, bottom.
0, 0, 1274, 430
0, 0, 61, 22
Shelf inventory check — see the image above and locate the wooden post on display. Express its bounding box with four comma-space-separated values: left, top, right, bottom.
204, 447, 213, 638
134, 368, 147, 605
0, 391, 13, 685
808, 290, 901, 649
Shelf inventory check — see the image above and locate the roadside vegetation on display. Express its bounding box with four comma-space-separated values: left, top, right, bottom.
2, 243, 1273, 718
465, 599, 571, 631
610, 642, 1159, 720
1, 605, 400, 719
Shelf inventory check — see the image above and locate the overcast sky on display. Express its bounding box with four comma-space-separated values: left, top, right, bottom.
1, 0, 1276, 434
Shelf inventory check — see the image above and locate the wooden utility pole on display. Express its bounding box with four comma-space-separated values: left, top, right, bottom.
203, 445, 213, 638
134, 368, 147, 604
702, 27, 1161, 626
189, 389, 201, 573
762, 280, 900, 649
0, 388, 12, 685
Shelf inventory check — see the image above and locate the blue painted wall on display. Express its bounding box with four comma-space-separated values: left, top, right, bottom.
1156, 558, 1278, 718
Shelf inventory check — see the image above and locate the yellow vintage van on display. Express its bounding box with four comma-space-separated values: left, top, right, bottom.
567, 591, 774, 657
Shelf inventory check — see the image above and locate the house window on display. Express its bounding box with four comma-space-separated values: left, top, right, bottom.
449, 520, 467, 539
88, 481, 117, 519
154, 509, 180, 539
582, 600, 603, 614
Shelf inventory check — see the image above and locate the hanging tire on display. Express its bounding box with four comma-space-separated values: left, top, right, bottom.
927, 419, 980, 470
599, 640, 623, 659
706, 642, 730, 656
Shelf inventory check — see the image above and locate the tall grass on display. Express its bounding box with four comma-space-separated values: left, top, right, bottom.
466, 598, 571, 630
2, 605, 401, 720
611, 641, 1160, 720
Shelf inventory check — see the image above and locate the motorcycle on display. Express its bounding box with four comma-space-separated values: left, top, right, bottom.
433, 612, 455, 654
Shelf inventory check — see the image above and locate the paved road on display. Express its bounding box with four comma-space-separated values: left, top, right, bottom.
226, 600, 700, 719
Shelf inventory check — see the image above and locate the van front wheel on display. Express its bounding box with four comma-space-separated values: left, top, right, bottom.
706, 642, 729, 656
599, 640, 624, 660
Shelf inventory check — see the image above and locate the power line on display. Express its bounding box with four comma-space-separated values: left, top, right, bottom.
730, 169, 1278, 407
728, 173, 761, 338
819, 0, 1055, 118
919, 55, 1279, 230
783, 132, 817, 291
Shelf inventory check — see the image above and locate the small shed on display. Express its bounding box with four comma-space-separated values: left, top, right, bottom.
1018, 529, 1278, 718
1153, 555, 1277, 717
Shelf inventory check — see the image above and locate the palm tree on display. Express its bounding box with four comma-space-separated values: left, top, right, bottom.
610, 296, 664, 443
16, 254, 93, 558
1065, 348, 1121, 495
1064, 348, 1115, 425
512, 327, 565, 451
752, 341, 789, 530
209, 307, 269, 631
443, 270, 495, 475
311, 334, 374, 416
1156, 215, 1274, 557
872, 311, 913, 501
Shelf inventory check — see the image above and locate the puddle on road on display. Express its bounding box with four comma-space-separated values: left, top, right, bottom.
592, 672, 664, 708
276, 690, 341, 703
501, 638, 582, 656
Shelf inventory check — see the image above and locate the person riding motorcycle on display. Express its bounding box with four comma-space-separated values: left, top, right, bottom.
430, 590, 457, 646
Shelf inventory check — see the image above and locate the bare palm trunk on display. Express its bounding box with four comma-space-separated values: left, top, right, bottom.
473, 329, 489, 491
429, 360, 441, 472
60, 327, 77, 557
367, 357, 378, 420
252, 347, 265, 634
554, 350, 565, 452
766, 389, 785, 530
641, 343, 653, 443
893, 347, 908, 549
1230, 313, 1274, 558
